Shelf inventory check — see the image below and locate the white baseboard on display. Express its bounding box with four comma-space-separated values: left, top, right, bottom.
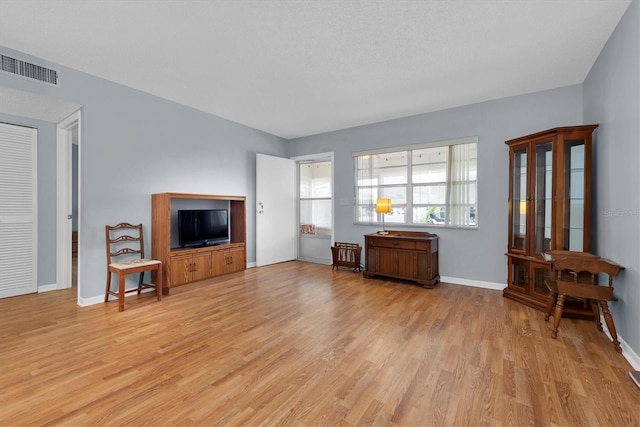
77, 287, 156, 307
440, 276, 504, 291
38, 283, 58, 293
601, 317, 640, 370
247, 261, 257, 268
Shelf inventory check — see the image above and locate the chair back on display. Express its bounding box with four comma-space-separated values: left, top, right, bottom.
551, 256, 624, 303
105, 223, 146, 265
551, 256, 624, 287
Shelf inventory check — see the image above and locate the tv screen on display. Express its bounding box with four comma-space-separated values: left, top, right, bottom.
178, 209, 229, 247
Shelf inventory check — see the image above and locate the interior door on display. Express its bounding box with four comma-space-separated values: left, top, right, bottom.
256, 153, 296, 267
0, 122, 37, 298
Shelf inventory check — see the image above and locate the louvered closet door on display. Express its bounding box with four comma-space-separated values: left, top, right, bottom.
0, 123, 37, 298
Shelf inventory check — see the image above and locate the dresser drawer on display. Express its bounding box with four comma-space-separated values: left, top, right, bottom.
367, 237, 418, 250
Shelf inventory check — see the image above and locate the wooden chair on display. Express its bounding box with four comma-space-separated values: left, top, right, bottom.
105, 223, 163, 312
544, 252, 625, 352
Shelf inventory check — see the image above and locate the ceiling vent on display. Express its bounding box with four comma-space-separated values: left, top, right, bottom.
1, 54, 59, 86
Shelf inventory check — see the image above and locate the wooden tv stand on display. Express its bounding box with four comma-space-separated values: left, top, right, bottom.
151, 193, 246, 294
363, 230, 439, 288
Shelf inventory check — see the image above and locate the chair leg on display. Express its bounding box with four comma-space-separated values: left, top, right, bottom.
105, 272, 112, 303
545, 290, 557, 321
138, 272, 144, 294
599, 301, 622, 353
551, 294, 566, 339
156, 264, 163, 301
590, 299, 603, 331
118, 273, 126, 312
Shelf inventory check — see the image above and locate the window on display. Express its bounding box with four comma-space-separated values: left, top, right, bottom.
354, 137, 477, 228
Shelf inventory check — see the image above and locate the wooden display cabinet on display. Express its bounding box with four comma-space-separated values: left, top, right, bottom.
504, 125, 597, 313
152, 193, 246, 294
363, 230, 439, 288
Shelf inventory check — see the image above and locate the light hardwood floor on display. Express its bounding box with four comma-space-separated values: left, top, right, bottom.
1, 261, 638, 426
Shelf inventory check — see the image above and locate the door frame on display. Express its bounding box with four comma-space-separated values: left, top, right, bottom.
56, 110, 81, 295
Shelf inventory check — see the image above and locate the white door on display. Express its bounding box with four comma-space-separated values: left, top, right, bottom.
256, 153, 296, 267
0, 123, 37, 298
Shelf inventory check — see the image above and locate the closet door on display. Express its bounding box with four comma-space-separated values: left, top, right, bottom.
0, 123, 37, 298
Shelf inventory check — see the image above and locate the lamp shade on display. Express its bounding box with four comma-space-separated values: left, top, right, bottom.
376, 198, 391, 214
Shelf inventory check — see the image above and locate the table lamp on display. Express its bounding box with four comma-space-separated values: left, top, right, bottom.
376, 198, 391, 235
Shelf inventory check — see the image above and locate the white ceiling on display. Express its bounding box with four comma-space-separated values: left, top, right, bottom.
0, 0, 631, 139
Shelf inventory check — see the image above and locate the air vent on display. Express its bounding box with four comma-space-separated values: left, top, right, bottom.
1, 54, 59, 86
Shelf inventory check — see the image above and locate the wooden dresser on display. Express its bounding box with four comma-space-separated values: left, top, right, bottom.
363, 231, 439, 288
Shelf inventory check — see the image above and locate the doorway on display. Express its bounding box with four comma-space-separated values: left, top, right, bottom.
295, 153, 333, 264
56, 111, 81, 295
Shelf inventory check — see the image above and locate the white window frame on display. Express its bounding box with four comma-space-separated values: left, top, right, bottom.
353, 136, 478, 228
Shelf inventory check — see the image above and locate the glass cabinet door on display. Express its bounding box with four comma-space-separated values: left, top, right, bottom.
511, 147, 527, 251
563, 140, 586, 251
534, 142, 553, 254
509, 258, 528, 291
531, 262, 552, 298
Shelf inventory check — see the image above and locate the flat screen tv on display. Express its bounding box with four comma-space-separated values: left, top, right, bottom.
178, 209, 229, 247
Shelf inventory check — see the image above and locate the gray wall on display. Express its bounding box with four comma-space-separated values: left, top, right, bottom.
584, 0, 639, 356
287, 85, 584, 285
0, 45, 288, 300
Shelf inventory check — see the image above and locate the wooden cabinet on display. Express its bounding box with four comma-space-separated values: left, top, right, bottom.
152, 193, 246, 294
504, 125, 597, 312
363, 231, 439, 288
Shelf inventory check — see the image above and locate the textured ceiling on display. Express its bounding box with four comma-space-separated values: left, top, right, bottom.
0, 0, 631, 139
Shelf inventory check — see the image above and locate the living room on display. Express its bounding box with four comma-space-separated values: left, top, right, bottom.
0, 1, 638, 425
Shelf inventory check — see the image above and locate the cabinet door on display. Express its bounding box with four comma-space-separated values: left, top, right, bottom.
397, 251, 418, 279
191, 252, 211, 282
560, 139, 588, 251
228, 247, 245, 273
366, 246, 378, 272
531, 261, 552, 301
417, 252, 430, 281
211, 250, 228, 276
509, 144, 528, 253
169, 254, 193, 287
377, 248, 397, 276
532, 140, 553, 255
508, 258, 528, 292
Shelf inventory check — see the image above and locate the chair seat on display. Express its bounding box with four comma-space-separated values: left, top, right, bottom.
109, 259, 161, 270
